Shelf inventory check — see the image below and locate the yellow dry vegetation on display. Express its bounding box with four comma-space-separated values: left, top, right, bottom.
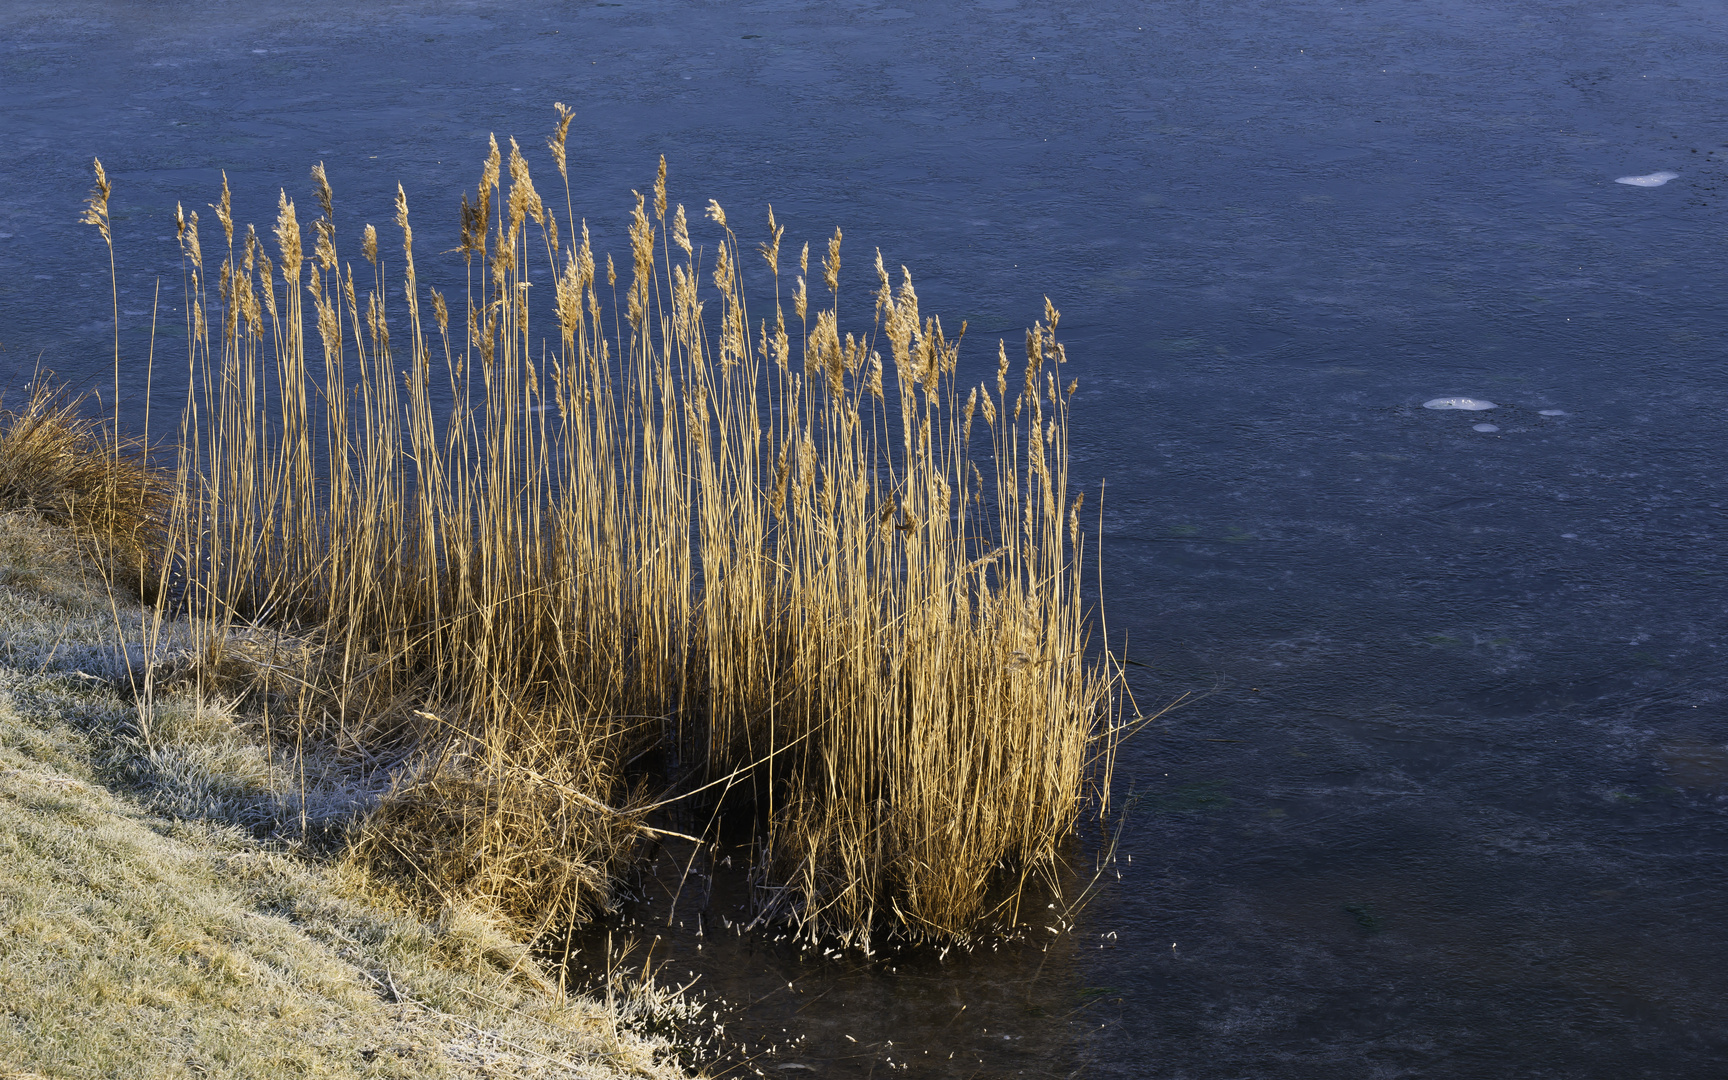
0, 508, 686, 1079
138, 117, 1126, 947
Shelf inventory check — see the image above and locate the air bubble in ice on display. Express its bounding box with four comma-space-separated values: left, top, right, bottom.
1615, 171, 1679, 187
1473, 423, 1500, 433
1423, 397, 1497, 411
1538, 409, 1566, 416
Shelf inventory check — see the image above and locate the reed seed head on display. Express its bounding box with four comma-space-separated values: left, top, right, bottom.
556, 256, 582, 348
578, 220, 595, 293
654, 155, 667, 222
235, 263, 262, 338
823, 227, 842, 293
213, 172, 234, 247
507, 138, 545, 231
759, 207, 784, 276
672, 203, 691, 258
187, 209, 203, 270
705, 199, 727, 230
311, 162, 334, 222
367, 290, 387, 353
458, 192, 476, 257
627, 190, 653, 326
395, 184, 413, 262
712, 241, 731, 297
177, 204, 203, 270
313, 219, 337, 273
471, 136, 501, 255
770, 439, 791, 519
274, 190, 303, 283
362, 224, 378, 266
483, 134, 502, 193
343, 265, 358, 319
81, 158, 111, 244
257, 251, 278, 322
874, 249, 892, 320
311, 270, 340, 356
812, 310, 843, 394
920, 318, 940, 394
549, 102, 576, 181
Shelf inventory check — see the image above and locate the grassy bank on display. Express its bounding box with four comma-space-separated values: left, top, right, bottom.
0, 506, 689, 1079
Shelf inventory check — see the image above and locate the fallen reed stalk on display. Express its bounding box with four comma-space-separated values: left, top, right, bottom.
116, 117, 1123, 947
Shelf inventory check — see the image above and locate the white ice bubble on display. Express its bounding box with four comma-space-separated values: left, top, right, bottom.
1473, 423, 1500, 433
1615, 171, 1679, 187
1538, 409, 1567, 417
1423, 397, 1497, 411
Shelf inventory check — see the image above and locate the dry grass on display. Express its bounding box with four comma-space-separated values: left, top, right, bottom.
0, 509, 689, 1079
104, 117, 1126, 948
0, 381, 172, 600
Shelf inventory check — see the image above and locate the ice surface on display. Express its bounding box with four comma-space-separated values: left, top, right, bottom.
1424, 397, 1497, 411
1615, 171, 1679, 187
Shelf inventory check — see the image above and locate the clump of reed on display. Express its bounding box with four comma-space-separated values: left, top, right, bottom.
132, 112, 1121, 947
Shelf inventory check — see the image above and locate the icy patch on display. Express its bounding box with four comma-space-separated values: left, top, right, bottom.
1615, 171, 1679, 187
1473, 423, 1500, 433
1423, 397, 1497, 411
1538, 409, 1567, 417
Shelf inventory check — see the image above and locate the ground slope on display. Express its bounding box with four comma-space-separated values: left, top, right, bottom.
0, 511, 688, 1080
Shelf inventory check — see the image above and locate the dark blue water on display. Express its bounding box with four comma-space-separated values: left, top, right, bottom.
6, 1, 1727, 1075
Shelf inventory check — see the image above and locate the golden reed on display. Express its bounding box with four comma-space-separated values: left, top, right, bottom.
109, 112, 1125, 947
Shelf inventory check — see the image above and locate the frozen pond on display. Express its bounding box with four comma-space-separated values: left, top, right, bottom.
4, 0, 1727, 1075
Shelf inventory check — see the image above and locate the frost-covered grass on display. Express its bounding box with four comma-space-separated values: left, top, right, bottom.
0, 510, 689, 1079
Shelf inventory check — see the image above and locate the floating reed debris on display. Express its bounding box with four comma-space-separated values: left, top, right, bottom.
125, 116, 1123, 947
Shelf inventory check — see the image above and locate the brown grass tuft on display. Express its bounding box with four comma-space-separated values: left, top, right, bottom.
0, 381, 172, 599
